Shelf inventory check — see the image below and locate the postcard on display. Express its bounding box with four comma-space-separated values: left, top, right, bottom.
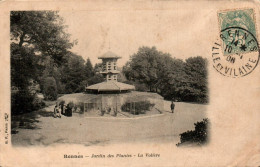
0, 0, 260, 166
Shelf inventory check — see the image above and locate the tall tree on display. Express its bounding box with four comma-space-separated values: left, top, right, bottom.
85, 58, 94, 78
123, 46, 161, 91
60, 52, 86, 93
86, 63, 105, 86
123, 46, 208, 103
11, 11, 75, 65
11, 43, 38, 89
11, 11, 75, 114
182, 57, 208, 102
123, 46, 184, 93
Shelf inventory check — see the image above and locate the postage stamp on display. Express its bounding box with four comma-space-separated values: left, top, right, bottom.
212, 8, 259, 78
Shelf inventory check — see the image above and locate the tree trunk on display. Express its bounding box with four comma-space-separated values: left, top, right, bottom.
19, 32, 26, 47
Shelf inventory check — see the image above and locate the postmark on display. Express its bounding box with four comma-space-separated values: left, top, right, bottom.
212, 8, 259, 78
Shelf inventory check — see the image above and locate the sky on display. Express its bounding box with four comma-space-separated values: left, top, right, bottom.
59, 7, 216, 67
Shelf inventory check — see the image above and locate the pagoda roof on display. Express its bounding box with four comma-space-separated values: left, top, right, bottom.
86, 81, 135, 92
98, 51, 122, 59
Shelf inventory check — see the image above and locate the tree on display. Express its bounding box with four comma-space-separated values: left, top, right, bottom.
85, 58, 94, 78
11, 11, 75, 65
182, 57, 208, 103
11, 88, 37, 115
93, 63, 103, 74
11, 43, 44, 114
11, 43, 38, 89
155, 56, 186, 100
87, 74, 105, 86
123, 46, 184, 93
60, 52, 86, 93
117, 67, 127, 82
122, 46, 208, 103
11, 11, 75, 114
123, 46, 161, 91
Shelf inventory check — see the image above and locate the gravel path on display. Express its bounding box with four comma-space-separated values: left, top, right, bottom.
11, 101, 207, 146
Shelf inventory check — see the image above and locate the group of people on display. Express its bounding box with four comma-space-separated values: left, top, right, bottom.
53, 102, 73, 118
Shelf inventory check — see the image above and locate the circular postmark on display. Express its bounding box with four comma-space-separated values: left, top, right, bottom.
212, 27, 259, 78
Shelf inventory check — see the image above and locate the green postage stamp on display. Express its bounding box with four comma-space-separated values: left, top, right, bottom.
218, 8, 258, 56
212, 8, 259, 78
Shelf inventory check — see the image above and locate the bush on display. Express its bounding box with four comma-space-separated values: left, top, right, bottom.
43, 77, 57, 101
11, 90, 45, 115
123, 81, 149, 92
33, 97, 46, 110
177, 118, 209, 146
121, 100, 155, 115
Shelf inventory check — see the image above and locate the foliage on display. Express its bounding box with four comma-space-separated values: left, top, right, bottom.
123, 47, 163, 91
11, 90, 45, 115
11, 44, 39, 89
85, 58, 94, 78
123, 80, 149, 92
60, 52, 86, 93
11, 11, 75, 65
121, 100, 155, 115
93, 63, 102, 73
182, 57, 208, 103
117, 67, 127, 82
123, 46, 208, 103
33, 96, 46, 109
87, 74, 105, 86
57, 56, 103, 94
42, 77, 58, 100
177, 118, 209, 146
10, 11, 75, 114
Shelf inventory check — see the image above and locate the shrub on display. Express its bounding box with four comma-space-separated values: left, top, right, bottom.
177, 118, 209, 146
11, 90, 45, 115
33, 97, 46, 110
43, 77, 57, 101
121, 100, 155, 115
11, 90, 35, 115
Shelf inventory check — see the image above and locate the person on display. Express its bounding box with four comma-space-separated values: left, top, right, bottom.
53, 105, 58, 118
65, 103, 72, 117
113, 107, 117, 117
57, 106, 62, 118
171, 101, 175, 113
59, 102, 65, 115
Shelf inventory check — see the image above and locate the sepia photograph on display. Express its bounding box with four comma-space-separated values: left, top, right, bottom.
10, 10, 209, 147
1, 1, 259, 166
